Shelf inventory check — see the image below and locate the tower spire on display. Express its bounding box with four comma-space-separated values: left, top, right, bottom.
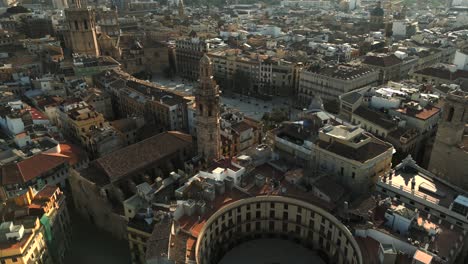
178, 0, 185, 18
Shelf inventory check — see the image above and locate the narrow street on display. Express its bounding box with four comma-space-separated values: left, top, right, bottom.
64, 210, 131, 264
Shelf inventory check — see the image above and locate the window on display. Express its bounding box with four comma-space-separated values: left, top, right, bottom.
351, 172, 355, 179
84, 20, 88, 30
270, 211, 275, 218
283, 212, 288, 220
447, 107, 454, 122
257, 203, 261, 209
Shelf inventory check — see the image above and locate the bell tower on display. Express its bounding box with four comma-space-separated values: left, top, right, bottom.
178, 0, 185, 18
428, 90, 468, 189
195, 54, 221, 163
65, 5, 100, 56
68, 0, 84, 8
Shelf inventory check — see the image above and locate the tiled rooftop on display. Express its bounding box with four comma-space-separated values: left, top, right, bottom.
396, 105, 440, 120
1, 152, 69, 185
316, 134, 392, 163
353, 106, 397, 130
92, 131, 192, 184
362, 54, 402, 67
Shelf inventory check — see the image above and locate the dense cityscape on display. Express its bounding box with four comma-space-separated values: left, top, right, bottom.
0, 0, 467, 263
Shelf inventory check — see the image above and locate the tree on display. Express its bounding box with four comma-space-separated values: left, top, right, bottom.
262, 108, 289, 130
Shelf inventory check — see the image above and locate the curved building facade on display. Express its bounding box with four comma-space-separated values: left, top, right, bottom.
195, 196, 362, 264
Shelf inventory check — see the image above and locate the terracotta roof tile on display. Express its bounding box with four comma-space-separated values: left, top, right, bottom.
29, 108, 47, 121
0, 144, 80, 185
316, 135, 392, 163
58, 143, 84, 166
363, 54, 402, 67
35, 185, 59, 199
95, 131, 192, 183
354, 106, 397, 130
17, 153, 68, 183
396, 106, 440, 120
1, 163, 22, 185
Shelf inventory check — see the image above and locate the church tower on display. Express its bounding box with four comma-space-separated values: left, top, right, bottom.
65, 4, 100, 56
178, 0, 185, 18
195, 54, 221, 163
68, 0, 84, 8
428, 90, 468, 189
370, 1, 384, 31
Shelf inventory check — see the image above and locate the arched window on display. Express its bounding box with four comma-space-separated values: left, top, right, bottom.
208, 106, 213, 117
447, 106, 454, 122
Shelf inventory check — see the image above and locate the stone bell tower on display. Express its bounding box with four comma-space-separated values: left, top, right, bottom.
178, 0, 185, 18
65, 4, 100, 56
195, 54, 221, 163
428, 90, 468, 189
